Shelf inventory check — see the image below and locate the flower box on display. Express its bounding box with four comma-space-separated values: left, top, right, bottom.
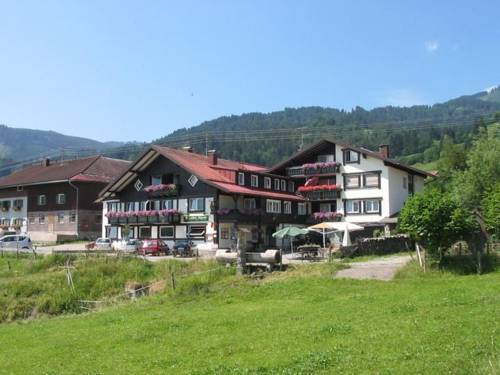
303, 162, 340, 175
144, 184, 179, 197
313, 212, 342, 221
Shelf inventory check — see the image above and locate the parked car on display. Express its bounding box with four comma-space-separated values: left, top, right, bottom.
138, 239, 169, 256
0, 235, 33, 252
172, 240, 196, 257
112, 239, 140, 253
94, 238, 113, 250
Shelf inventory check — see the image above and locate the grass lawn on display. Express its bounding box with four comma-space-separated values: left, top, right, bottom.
0, 259, 499, 374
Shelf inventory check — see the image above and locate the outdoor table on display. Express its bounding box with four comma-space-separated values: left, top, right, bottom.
296, 245, 321, 260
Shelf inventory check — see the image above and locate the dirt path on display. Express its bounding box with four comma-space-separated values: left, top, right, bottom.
335, 255, 412, 281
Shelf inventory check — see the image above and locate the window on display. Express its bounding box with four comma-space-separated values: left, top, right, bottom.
238, 173, 245, 186
188, 198, 205, 212
288, 181, 295, 193
344, 175, 361, 189
281, 180, 287, 191
1, 200, 11, 211
345, 200, 361, 214
188, 225, 206, 238
319, 203, 333, 212
151, 175, 162, 185
29, 217, 36, 225
363, 173, 380, 188
58, 213, 65, 224
243, 198, 256, 210
125, 202, 134, 212
162, 200, 174, 209
408, 175, 415, 195
13, 218, 23, 226
264, 177, 271, 189
70, 214, 76, 223
139, 227, 151, 238
364, 199, 380, 214
283, 201, 292, 214
17, 185, 23, 192
159, 226, 174, 238
298, 202, 307, 215
38, 195, 47, 206
56, 193, 66, 205
344, 149, 360, 163
39, 215, 46, 224
266, 199, 281, 214
250, 175, 259, 187
13, 199, 23, 210
274, 179, 280, 190
318, 154, 335, 162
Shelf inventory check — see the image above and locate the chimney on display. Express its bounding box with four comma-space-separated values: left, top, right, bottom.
379, 145, 390, 158
41, 158, 50, 167
208, 150, 218, 165
182, 146, 193, 153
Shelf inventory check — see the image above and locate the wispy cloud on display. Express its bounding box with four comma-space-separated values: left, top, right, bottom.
424, 40, 439, 53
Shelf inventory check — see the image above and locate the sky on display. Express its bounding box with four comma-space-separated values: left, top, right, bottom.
0, 0, 499, 142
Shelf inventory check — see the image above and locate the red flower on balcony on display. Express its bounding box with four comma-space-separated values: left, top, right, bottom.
298, 184, 341, 193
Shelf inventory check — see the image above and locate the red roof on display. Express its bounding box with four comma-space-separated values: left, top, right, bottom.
0, 156, 131, 188
100, 146, 301, 201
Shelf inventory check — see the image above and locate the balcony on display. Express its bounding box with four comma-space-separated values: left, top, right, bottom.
143, 184, 180, 197
311, 212, 343, 222
107, 210, 182, 225
297, 185, 342, 201
286, 162, 340, 177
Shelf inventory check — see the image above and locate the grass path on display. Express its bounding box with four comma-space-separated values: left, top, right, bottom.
335, 255, 412, 280
0, 261, 499, 374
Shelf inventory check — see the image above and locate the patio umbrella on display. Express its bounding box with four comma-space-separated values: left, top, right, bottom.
272, 227, 308, 253
308, 222, 364, 248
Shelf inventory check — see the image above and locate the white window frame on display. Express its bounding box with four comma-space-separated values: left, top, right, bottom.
274, 179, 280, 190
139, 226, 151, 238
56, 193, 66, 205
345, 175, 361, 189
70, 213, 77, 223
57, 213, 65, 224
266, 199, 281, 214
162, 200, 174, 209
243, 198, 256, 210
28, 216, 36, 225
188, 198, 205, 212
298, 202, 307, 215
39, 215, 46, 224
188, 225, 206, 238
288, 181, 295, 193
283, 201, 292, 214
281, 180, 287, 191
238, 172, 245, 186
264, 177, 271, 189
364, 199, 381, 214
345, 200, 362, 214
38, 195, 47, 206
159, 226, 174, 238
250, 175, 259, 187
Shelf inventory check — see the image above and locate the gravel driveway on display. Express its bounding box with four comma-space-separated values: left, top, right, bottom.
335, 255, 412, 281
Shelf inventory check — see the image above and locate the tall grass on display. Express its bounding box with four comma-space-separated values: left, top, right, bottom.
0, 254, 230, 322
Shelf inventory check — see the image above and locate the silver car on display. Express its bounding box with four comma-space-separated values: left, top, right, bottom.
112, 239, 140, 253
0, 235, 33, 252
95, 238, 113, 250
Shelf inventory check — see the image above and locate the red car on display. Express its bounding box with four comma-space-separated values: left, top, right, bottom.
137, 239, 170, 256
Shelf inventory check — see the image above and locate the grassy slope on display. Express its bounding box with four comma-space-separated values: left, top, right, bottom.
0, 261, 499, 374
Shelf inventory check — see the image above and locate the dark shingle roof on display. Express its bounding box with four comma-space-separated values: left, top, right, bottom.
0, 156, 131, 188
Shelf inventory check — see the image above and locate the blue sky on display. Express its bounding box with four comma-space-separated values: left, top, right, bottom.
1, 1, 499, 142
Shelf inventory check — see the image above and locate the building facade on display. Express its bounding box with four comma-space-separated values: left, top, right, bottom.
0, 156, 130, 242
99, 140, 431, 250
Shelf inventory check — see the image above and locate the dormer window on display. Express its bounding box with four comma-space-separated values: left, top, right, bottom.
251, 175, 259, 187
238, 173, 245, 186
344, 149, 360, 164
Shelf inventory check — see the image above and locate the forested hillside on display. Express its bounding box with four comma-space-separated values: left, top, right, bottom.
154, 86, 500, 166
